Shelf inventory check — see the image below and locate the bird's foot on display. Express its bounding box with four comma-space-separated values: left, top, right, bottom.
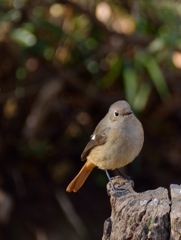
109, 180, 129, 194
105, 170, 129, 195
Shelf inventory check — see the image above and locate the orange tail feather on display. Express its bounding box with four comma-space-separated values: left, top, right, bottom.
66, 161, 95, 192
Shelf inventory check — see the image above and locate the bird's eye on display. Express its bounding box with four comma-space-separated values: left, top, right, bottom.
114, 112, 119, 117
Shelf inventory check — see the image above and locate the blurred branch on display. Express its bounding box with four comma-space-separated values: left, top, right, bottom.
23, 79, 63, 139
0, 190, 13, 224
55, 189, 90, 240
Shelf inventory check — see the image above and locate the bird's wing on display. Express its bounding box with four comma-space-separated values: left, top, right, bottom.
81, 125, 110, 161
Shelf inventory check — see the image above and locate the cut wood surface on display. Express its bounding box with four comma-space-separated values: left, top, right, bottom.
102, 176, 181, 240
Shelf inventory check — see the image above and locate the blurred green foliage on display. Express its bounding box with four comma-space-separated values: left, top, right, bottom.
1, 0, 175, 112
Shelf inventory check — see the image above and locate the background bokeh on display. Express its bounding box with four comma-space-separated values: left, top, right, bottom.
0, 0, 181, 239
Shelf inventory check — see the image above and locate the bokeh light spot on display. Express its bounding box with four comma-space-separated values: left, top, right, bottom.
15, 87, 25, 98
32, 6, 45, 18
55, 46, 69, 63
44, 47, 55, 60
11, 28, 37, 46
4, 98, 18, 119
49, 3, 64, 18
85, 38, 97, 50
172, 51, 181, 69
86, 60, 99, 74
13, 0, 25, 9
16, 67, 27, 80
96, 2, 112, 24
26, 58, 39, 72
65, 123, 80, 138
76, 112, 91, 125
112, 16, 135, 35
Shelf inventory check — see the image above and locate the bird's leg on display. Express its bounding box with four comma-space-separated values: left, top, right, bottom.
105, 170, 126, 193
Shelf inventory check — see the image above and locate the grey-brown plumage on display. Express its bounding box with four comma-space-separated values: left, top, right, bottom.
81, 125, 110, 161
66, 100, 144, 192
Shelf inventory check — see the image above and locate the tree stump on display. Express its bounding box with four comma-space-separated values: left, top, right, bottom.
102, 176, 181, 240
170, 184, 181, 240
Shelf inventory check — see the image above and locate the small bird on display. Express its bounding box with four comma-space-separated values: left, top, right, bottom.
66, 100, 144, 193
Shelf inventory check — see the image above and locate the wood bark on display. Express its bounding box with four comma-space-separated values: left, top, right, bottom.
102, 176, 181, 240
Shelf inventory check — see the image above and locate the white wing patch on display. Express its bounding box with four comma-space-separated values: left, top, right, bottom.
91, 135, 96, 140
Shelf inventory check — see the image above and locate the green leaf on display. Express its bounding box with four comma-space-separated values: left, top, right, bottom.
145, 56, 170, 100
148, 38, 165, 54
99, 58, 122, 88
136, 52, 170, 101
10, 28, 37, 46
123, 67, 138, 105
133, 82, 151, 112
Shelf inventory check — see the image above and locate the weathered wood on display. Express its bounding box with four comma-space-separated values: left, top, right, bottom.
102, 176, 171, 240
170, 184, 181, 240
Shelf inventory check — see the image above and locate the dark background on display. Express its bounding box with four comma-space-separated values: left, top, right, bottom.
0, 1, 181, 239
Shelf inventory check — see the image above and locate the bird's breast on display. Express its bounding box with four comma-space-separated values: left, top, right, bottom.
87, 118, 144, 170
